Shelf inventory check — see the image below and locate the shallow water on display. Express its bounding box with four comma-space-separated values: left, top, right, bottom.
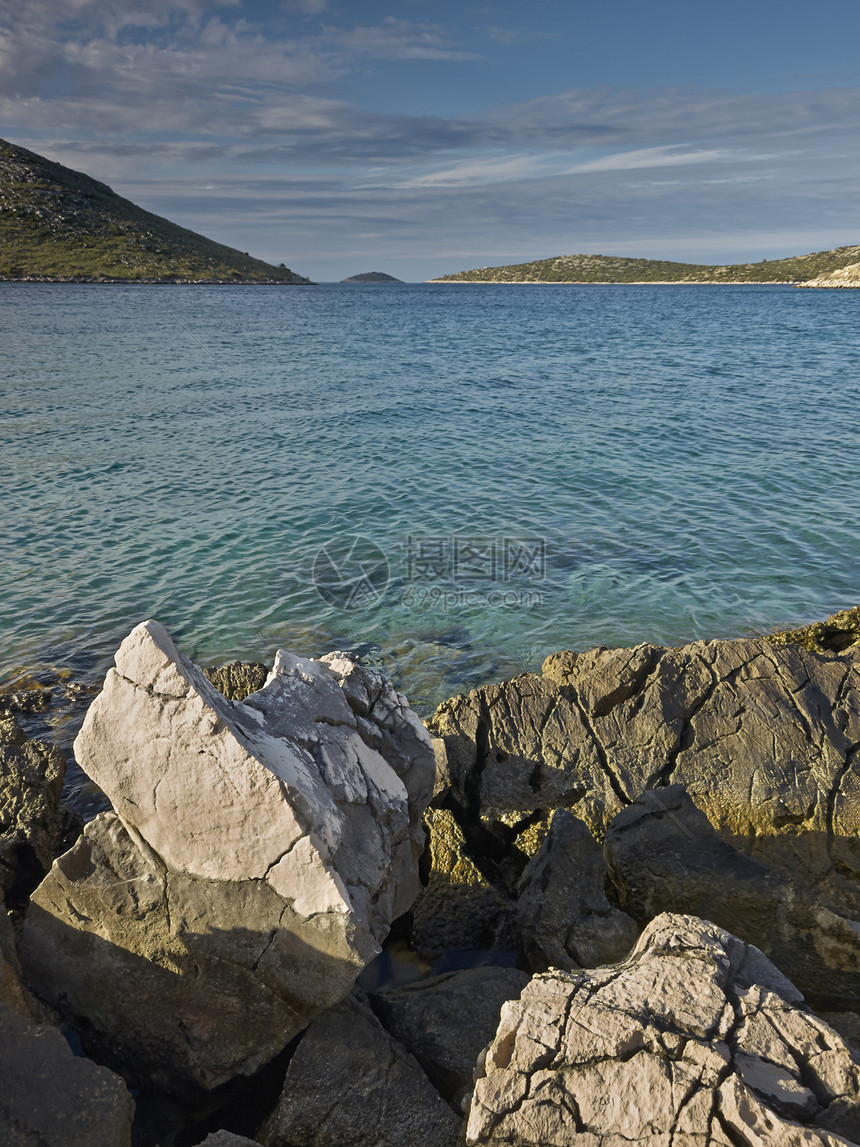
2, 282, 859, 729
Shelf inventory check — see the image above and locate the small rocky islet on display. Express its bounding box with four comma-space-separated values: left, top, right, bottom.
2, 612, 860, 1145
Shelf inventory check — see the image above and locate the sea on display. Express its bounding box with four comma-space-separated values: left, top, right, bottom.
2, 281, 859, 726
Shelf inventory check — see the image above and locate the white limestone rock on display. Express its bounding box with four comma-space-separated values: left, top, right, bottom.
467, 913, 860, 1145
20, 621, 434, 1090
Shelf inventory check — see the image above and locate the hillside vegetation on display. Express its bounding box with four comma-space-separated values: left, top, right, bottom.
0, 139, 310, 283
432, 246, 860, 284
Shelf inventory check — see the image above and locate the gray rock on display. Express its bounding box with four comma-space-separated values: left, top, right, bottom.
429, 637, 860, 919
258, 992, 462, 1147
20, 621, 435, 1090
0, 1003, 134, 1146
604, 785, 860, 1010
0, 715, 67, 907
468, 913, 860, 1146
370, 965, 529, 1109
516, 809, 639, 972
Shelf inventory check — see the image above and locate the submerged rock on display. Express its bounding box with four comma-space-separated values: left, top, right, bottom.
258, 991, 461, 1147
430, 636, 860, 919
20, 620, 435, 1090
468, 913, 860, 1146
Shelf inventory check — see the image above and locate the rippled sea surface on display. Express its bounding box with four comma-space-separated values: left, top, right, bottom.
3, 282, 859, 719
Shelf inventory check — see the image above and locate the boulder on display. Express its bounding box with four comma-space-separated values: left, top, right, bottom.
20, 621, 435, 1090
370, 965, 530, 1110
516, 808, 638, 972
0, 714, 68, 907
430, 636, 860, 919
0, 1004, 134, 1147
604, 785, 860, 1010
468, 913, 860, 1146
258, 991, 462, 1147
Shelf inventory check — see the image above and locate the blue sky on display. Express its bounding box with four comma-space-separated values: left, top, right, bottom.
2, 0, 860, 280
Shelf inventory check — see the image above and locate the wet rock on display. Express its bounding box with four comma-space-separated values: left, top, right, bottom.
370, 965, 529, 1110
0, 1003, 134, 1147
411, 807, 513, 958
258, 991, 462, 1147
468, 913, 860, 1146
429, 636, 860, 919
769, 605, 860, 655
0, 714, 69, 908
516, 809, 639, 972
604, 785, 860, 1010
20, 621, 435, 1091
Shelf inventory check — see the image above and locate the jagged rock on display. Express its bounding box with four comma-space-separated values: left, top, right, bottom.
0, 714, 68, 908
20, 621, 434, 1090
516, 809, 638, 972
370, 966, 530, 1110
411, 807, 513, 958
429, 637, 860, 919
0, 1004, 134, 1146
604, 785, 860, 1010
467, 913, 860, 1146
258, 991, 462, 1147
770, 606, 860, 654
204, 661, 269, 701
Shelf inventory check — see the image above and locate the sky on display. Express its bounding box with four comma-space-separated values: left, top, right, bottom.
1, 0, 860, 281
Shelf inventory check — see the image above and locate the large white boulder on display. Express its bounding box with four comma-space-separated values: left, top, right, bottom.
20, 621, 434, 1090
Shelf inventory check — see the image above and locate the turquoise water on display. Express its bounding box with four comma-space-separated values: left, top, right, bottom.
2, 282, 859, 716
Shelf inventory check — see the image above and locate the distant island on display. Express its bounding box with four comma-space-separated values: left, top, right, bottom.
0, 138, 311, 284
340, 272, 403, 283
429, 246, 860, 285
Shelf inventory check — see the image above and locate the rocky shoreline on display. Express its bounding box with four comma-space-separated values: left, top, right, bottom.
2, 613, 859, 1145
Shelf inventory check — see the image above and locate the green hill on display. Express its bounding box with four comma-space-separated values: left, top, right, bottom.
431, 246, 860, 284
0, 139, 311, 283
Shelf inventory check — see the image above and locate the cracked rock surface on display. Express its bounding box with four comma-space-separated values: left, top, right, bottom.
467, 913, 860, 1146
19, 620, 434, 1091
430, 637, 860, 919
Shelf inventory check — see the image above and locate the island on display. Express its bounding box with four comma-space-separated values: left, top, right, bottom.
429, 245, 860, 284
0, 138, 311, 283
340, 272, 404, 283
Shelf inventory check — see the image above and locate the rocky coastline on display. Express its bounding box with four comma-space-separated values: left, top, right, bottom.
2, 612, 859, 1145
